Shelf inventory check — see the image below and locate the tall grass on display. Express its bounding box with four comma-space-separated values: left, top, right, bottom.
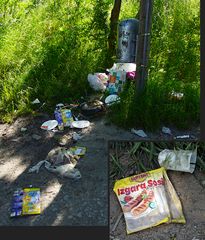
0, 0, 200, 129
0, 0, 112, 122
109, 141, 205, 183
110, 0, 200, 130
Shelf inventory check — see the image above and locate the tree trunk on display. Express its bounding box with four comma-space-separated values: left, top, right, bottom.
108, 0, 122, 61
135, 0, 153, 94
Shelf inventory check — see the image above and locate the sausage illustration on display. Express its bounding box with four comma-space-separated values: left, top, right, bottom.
122, 190, 147, 213
131, 190, 154, 216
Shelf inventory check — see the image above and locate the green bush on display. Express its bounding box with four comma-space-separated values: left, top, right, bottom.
0, 0, 200, 130
110, 0, 200, 130
0, 0, 112, 121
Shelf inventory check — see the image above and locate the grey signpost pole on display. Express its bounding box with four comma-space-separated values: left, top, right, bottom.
135, 0, 153, 94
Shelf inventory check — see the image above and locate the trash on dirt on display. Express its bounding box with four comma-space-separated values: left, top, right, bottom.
58, 134, 72, 146
170, 91, 184, 100
41, 120, 58, 131
51, 129, 59, 132
54, 104, 64, 130
71, 120, 90, 129
107, 63, 136, 93
10, 188, 41, 217
20, 127, 27, 132
105, 94, 120, 106
80, 100, 105, 116
88, 73, 106, 92
113, 167, 185, 234
174, 135, 190, 139
54, 103, 74, 128
28, 147, 82, 179
31, 98, 41, 104
131, 129, 148, 138
32, 134, 42, 140
61, 108, 74, 127
73, 132, 82, 141
158, 149, 197, 173
162, 126, 172, 135
69, 146, 86, 156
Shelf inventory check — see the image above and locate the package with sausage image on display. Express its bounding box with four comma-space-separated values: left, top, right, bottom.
113, 167, 185, 234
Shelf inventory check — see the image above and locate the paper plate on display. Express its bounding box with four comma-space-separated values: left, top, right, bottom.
71, 120, 90, 129
41, 120, 58, 130
105, 94, 120, 105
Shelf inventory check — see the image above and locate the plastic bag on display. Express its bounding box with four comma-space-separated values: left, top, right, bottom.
87, 74, 106, 92
158, 149, 197, 173
113, 167, 185, 234
28, 147, 82, 179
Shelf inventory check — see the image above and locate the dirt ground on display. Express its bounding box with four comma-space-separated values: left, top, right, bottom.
0, 114, 109, 226
0, 112, 201, 228
110, 168, 205, 240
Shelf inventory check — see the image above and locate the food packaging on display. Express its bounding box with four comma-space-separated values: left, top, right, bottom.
113, 167, 185, 234
10, 188, 41, 217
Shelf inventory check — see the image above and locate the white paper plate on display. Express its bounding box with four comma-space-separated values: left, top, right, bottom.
105, 94, 120, 105
41, 120, 58, 130
71, 120, 90, 129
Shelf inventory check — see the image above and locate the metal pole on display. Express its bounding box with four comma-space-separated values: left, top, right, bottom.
136, 0, 153, 94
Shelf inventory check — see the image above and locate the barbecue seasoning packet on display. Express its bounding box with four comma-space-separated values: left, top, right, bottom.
113, 167, 185, 234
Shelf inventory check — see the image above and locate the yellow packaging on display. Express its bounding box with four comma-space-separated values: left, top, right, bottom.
22, 188, 41, 215
113, 167, 185, 234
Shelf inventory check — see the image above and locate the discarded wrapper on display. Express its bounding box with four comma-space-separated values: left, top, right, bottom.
158, 149, 197, 173
162, 126, 172, 135
61, 109, 74, 127
32, 98, 41, 104
131, 129, 147, 138
28, 147, 82, 179
20, 127, 27, 132
113, 167, 185, 234
69, 146, 86, 156
174, 135, 191, 139
170, 91, 184, 100
10, 188, 41, 217
105, 95, 120, 106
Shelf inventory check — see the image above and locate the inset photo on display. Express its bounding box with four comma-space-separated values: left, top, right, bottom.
109, 141, 205, 240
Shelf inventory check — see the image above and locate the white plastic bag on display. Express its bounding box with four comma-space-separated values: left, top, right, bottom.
87, 74, 106, 92
158, 149, 197, 173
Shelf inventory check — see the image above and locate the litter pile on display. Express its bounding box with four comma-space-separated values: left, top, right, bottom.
113, 167, 186, 234
28, 146, 86, 180
10, 99, 93, 217
87, 63, 136, 106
